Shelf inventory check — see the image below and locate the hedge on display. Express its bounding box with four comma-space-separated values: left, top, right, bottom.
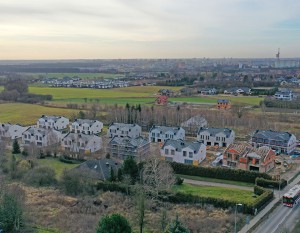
170, 162, 272, 183
255, 178, 287, 190
96, 182, 131, 194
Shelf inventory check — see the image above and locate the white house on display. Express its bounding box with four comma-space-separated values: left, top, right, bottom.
161, 139, 206, 166
107, 123, 142, 139
149, 126, 185, 143
71, 119, 103, 135
274, 90, 294, 101
197, 127, 235, 147
22, 127, 62, 147
62, 133, 102, 155
0, 123, 29, 140
37, 115, 69, 130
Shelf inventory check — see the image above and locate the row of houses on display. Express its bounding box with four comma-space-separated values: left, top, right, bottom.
1, 115, 298, 173
41, 78, 129, 89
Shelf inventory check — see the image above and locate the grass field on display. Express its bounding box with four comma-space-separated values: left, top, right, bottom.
172, 95, 263, 105
179, 174, 254, 187
29, 86, 182, 101
0, 103, 78, 125
173, 184, 256, 204
38, 158, 80, 178
30, 73, 124, 79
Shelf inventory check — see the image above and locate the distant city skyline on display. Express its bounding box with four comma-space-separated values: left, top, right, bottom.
0, 0, 299, 59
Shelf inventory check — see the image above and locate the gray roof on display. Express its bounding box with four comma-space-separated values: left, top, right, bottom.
217, 99, 230, 103
40, 115, 64, 121
109, 136, 148, 148
74, 159, 121, 181
109, 123, 139, 129
198, 127, 233, 137
73, 119, 99, 126
150, 125, 182, 134
253, 130, 293, 142
26, 127, 48, 136
162, 139, 203, 152
63, 132, 96, 141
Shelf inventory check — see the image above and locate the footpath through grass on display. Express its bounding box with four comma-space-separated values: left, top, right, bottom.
179, 174, 254, 187
173, 183, 256, 204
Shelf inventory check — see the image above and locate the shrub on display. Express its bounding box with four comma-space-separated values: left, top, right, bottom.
59, 169, 96, 196
23, 166, 56, 187
59, 157, 74, 164
175, 176, 184, 185
97, 213, 132, 233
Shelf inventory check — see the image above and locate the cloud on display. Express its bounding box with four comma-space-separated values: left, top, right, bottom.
0, 0, 299, 58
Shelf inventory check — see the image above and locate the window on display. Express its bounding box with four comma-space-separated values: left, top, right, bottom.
165, 149, 169, 155
206, 135, 209, 140
216, 137, 220, 141
171, 150, 175, 155
183, 151, 187, 157
184, 159, 193, 164
165, 157, 173, 162
189, 152, 193, 158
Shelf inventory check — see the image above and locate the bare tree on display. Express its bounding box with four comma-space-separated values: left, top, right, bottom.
45, 130, 61, 157
142, 154, 175, 199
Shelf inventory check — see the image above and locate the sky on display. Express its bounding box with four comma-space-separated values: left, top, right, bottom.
0, 0, 299, 59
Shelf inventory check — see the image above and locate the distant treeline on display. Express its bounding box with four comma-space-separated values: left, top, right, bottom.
0, 79, 52, 103
263, 99, 300, 109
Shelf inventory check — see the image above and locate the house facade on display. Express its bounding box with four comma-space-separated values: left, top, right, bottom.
199, 88, 217, 95
22, 127, 62, 147
251, 130, 297, 154
107, 123, 142, 139
71, 119, 103, 135
223, 143, 276, 173
0, 123, 29, 140
197, 127, 235, 147
274, 90, 294, 101
149, 126, 185, 143
161, 139, 206, 166
62, 133, 102, 155
37, 115, 69, 130
217, 99, 231, 109
107, 136, 150, 159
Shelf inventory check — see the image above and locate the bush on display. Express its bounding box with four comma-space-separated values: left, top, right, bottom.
59, 157, 74, 164
23, 166, 56, 187
97, 213, 132, 233
255, 177, 287, 190
175, 176, 184, 185
59, 169, 96, 196
170, 162, 272, 183
96, 182, 130, 194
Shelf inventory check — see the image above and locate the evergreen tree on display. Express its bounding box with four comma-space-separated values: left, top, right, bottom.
165, 215, 190, 233
122, 156, 139, 184
96, 213, 132, 233
12, 139, 21, 154
109, 168, 116, 182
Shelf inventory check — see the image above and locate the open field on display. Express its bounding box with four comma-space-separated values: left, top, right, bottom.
172, 95, 263, 105
30, 73, 124, 79
38, 158, 80, 178
29, 86, 182, 100
179, 174, 254, 187
173, 183, 256, 204
0, 103, 78, 125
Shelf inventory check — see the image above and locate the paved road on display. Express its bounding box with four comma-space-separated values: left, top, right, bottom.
239, 174, 300, 233
254, 202, 299, 233
184, 178, 253, 191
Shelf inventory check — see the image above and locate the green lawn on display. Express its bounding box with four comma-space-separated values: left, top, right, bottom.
173, 184, 256, 204
179, 174, 254, 187
0, 103, 78, 125
54, 97, 155, 105
38, 158, 80, 178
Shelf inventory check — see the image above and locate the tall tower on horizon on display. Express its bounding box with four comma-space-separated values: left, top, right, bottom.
276, 48, 280, 61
